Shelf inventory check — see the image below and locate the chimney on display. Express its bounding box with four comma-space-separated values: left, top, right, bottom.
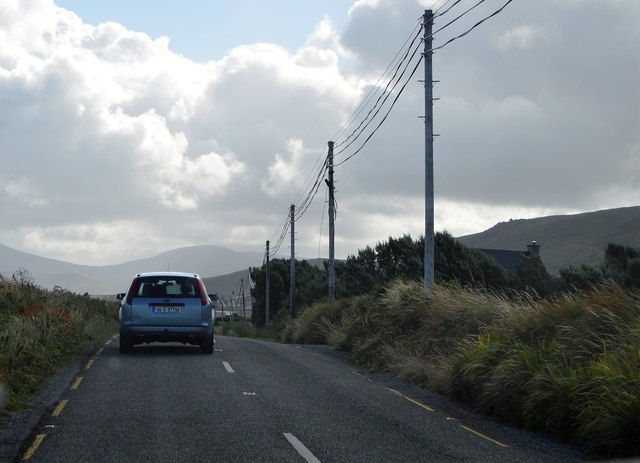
527, 240, 540, 257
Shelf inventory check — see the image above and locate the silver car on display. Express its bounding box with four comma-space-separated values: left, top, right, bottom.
117, 272, 216, 354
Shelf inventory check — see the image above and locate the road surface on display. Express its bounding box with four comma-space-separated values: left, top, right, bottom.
20, 335, 584, 462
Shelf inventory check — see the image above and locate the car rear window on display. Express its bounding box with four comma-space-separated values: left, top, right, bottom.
131, 276, 202, 299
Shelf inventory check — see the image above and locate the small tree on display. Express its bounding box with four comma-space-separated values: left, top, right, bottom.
250, 259, 326, 326
624, 257, 640, 288
515, 256, 554, 297
435, 231, 509, 288
559, 264, 606, 290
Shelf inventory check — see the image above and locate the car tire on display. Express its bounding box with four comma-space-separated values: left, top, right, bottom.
119, 335, 132, 354
201, 334, 214, 354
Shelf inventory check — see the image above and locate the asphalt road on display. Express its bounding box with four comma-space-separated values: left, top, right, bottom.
20, 335, 585, 462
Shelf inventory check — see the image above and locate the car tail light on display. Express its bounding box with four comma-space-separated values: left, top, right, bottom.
197, 279, 208, 305
126, 278, 141, 305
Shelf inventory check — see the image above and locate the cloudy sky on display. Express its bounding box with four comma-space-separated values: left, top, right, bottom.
1, 0, 638, 266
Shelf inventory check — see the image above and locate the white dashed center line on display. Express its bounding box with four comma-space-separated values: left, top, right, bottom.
223, 361, 235, 373
284, 433, 321, 463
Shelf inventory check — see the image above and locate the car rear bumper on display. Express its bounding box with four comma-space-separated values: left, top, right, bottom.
120, 324, 213, 345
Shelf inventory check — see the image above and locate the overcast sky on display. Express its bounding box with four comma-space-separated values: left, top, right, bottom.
1, 0, 638, 266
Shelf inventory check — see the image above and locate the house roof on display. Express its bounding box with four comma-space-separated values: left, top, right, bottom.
477, 248, 529, 274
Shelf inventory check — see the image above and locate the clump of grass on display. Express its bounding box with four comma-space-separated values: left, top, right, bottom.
449, 284, 640, 458
0, 271, 117, 410
217, 320, 257, 338
574, 348, 640, 456
323, 280, 518, 378
283, 278, 639, 458
281, 300, 343, 344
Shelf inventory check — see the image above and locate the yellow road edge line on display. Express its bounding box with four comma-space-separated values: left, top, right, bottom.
386, 387, 435, 412
96, 347, 104, 356
51, 399, 68, 417
84, 359, 95, 370
70, 376, 83, 390
403, 395, 435, 412
22, 433, 46, 460
386, 387, 403, 397
460, 425, 509, 448
112, 334, 118, 340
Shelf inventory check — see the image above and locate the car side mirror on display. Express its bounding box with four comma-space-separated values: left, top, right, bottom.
208, 293, 218, 301
116, 293, 126, 300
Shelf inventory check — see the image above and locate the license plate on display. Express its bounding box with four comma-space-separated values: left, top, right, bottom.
152, 306, 182, 314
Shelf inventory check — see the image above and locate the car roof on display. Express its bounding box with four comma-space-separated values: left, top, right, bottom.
134, 272, 200, 279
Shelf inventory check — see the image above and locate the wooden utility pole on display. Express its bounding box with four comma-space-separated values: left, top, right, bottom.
327, 141, 336, 304
423, 10, 435, 291
290, 204, 296, 317
265, 240, 270, 326
241, 278, 246, 320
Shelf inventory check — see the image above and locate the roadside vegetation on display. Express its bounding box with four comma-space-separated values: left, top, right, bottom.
246, 235, 640, 459
0, 270, 118, 411
281, 281, 639, 458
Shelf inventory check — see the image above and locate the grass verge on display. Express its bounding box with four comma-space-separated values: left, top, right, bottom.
0, 271, 118, 411
280, 280, 639, 459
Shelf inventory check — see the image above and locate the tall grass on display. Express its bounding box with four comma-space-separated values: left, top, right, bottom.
0, 271, 118, 410
283, 280, 640, 458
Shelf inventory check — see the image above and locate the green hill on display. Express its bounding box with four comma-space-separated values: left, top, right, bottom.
457, 206, 640, 274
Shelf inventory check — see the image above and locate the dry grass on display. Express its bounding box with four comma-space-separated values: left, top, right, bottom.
283, 279, 640, 458
0, 272, 117, 410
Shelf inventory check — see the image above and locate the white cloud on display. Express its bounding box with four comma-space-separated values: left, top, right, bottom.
21, 220, 189, 264
0, 0, 638, 267
5, 177, 48, 207
262, 138, 321, 197
494, 25, 557, 51
125, 109, 245, 210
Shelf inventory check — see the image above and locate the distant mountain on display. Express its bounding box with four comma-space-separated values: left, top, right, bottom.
4, 206, 637, 293
0, 244, 264, 295
202, 269, 251, 299
457, 206, 640, 274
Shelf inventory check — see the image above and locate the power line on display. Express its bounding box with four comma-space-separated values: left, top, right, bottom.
268, 143, 327, 253
334, 50, 424, 167
334, 24, 424, 153
336, 37, 420, 160
433, 0, 486, 35
432, 0, 516, 52
292, 145, 328, 207
271, 11, 425, 245
295, 154, 328, 218
269, 0, 517, 254
316, 188, 328, 262
434, 0, 463, 17
270, 151, 328, 255
270, 207, 291, 255
335, 0, 518, 167
331, 20, 423, 144
296, 160, 328, 220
